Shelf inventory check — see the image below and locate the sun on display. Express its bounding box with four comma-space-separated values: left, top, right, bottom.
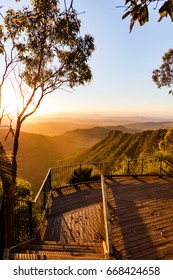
0, 85, 24, 117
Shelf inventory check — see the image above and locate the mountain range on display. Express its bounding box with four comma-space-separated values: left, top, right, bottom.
1, 120, 173, 194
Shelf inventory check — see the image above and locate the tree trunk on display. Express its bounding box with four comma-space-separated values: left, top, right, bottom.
0, 142, 12, 194
0, 141, 16, 248
11, 119, 21, 193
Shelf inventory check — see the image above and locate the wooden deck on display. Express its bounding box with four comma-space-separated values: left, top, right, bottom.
41, 183, 105, 256
105, 175, 173, 260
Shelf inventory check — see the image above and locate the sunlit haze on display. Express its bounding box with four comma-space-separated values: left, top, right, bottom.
1, 0, 173, 120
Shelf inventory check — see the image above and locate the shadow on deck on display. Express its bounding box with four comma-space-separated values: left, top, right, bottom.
41, 182, 105, 256
105, 175, 173, 260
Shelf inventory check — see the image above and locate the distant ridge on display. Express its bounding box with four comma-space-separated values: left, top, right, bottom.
125, 121, 173, 131
1, 125, 171, 194
57, 129, 168, 165
21, 120, 173, 136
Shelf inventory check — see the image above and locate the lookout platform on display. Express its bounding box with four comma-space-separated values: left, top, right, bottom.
8, 174, 173, 260
105, 175, 173, 260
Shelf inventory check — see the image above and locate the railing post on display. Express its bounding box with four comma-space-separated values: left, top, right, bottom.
49, 169, 52, 192
0, 197, 4, 259
127, 161, 130, 174
141, 158, 144, 174
43, 181, 46, 210
159, 156, 163, 174
29, 202, 33, 239
79, 163, 82, 183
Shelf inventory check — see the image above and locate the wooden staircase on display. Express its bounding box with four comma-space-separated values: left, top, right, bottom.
9, 240, 106, 260
9, 183, 108, 260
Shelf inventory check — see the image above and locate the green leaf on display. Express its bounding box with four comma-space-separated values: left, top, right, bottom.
131, 4, 141, 18
159, 1, 169, 13
158, 11, 168, 22
138, 5, 149, 26
167, 1, 173, 21
122, 10, 131, 20
158, 1, 169, 22
130, 18, 135, 32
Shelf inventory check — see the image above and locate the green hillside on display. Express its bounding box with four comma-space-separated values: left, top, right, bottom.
57, 129, 168, 165
1, 126, 172, 194
0, 127, 116, 193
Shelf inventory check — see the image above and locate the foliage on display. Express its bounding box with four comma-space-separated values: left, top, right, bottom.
0, 177, 33, 198
68, 167, 100, 184
0, 141, 12, 194
159, 129, 173, 162
152, 49, 173, 94
14, 177, 33, 199
0, 0, 94, 194
121, 0, 173, 32
57, 129, 168, 167
14, 200, 41, 243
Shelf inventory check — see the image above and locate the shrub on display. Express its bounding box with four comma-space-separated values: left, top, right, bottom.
68, 167, 100, 184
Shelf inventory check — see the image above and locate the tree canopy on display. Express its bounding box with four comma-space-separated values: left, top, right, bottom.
0, 0, 95, 195
152, 49, 173, 94
121, 0, 173, 31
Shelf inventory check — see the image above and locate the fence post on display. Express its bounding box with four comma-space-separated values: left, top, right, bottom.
49, 169, 52, 192
79, 163, 82, 183
141, 158, 144, 174
159, 156, 163, 174
127, 161, 130, 174
0, 197, 4, 259
29, 202, 33, 239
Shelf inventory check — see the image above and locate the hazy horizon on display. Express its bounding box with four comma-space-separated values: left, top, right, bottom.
24, 110, 173, 125
1, 1, 173, 127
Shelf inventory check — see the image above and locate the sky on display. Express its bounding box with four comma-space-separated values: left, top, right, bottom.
1, 0, 173, 119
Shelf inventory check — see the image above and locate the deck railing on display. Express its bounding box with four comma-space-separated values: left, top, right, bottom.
0, 197, 4, 259
0, 168, 52, 257
1, 155, 172, 258
51, 156, 164, 188
101, 175, 113, 258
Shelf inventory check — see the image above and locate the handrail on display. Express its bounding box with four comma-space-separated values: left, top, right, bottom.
0, 155, 167, 258
53, 155, 159, 169
101, 174, 113, 258
33, 168, 51, 202
0, 196, 4, 259
51, 156, 162, 188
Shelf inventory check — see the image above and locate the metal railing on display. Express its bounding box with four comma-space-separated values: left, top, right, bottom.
51, 156, 164, 188
1, 155, 173, 257
101, 175, 113, 258
0, 197, 4, 259
1, 168, 52, 255
3, 197, 33, 246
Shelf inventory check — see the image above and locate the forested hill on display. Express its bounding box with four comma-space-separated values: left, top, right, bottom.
57, 129, 168, 164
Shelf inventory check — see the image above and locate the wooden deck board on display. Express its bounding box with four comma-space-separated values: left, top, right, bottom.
105, 175, 173, 260
44, 183, 105, 254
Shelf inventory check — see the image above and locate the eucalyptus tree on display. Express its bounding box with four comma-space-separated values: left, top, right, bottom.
152, 49, 173, 94
0, 0, 94, 197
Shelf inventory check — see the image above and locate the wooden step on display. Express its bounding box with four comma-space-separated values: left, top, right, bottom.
22, 243, 103, 253
9, 251, 105, 260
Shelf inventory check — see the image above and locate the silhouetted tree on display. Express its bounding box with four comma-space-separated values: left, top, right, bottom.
120, 0, 173, 31
0, 0, 94, 197
152, 49, 173, 94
